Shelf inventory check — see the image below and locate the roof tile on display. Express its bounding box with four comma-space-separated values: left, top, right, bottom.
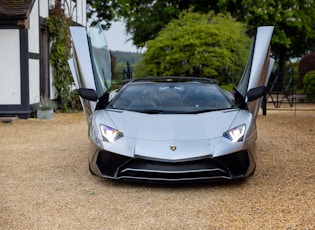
0, 0, 34, 18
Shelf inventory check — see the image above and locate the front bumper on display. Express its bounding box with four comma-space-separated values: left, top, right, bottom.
91, 150, 254, 182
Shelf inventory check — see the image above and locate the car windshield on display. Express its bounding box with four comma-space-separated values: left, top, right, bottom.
108, 81, 236, 114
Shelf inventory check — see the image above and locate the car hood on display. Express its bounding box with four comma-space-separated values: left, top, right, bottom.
105, 109, 240, 141
91, 109, 254, 160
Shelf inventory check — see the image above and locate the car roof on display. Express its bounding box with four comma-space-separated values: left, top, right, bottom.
123, 76, 218, 85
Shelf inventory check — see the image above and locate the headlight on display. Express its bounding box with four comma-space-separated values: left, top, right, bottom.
100, 124, 123, 143
223, 124, 246, 143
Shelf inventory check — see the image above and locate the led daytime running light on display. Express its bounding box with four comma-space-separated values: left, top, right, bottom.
100, 125, 123, 143
223, 124, 246, 143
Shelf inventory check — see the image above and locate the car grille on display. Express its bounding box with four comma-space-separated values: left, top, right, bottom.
96, 150, 250, 182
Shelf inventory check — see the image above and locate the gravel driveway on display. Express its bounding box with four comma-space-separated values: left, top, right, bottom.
1, 105, 314, 229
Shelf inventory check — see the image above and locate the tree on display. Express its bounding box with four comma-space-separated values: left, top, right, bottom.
299, 52, 315, 81
88, 0, 315, 74
87, 0, 215, 48
217, 0, 315, 71
303, 70, 315, 102
140, 11, 251, 84
87, 0, 120, 30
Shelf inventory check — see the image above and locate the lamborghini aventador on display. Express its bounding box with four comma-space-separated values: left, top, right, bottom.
68, 25, 274, 182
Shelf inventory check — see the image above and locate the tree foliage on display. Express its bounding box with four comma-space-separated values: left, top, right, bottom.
299, 52, 315, 80
218, 0, 315, 70
111, 51, 142, 65
87, 0, 120, 30
88, 0, 315, 72
87, 0, 215, 47
140, 11, 251, 83
303, 70, 315, 102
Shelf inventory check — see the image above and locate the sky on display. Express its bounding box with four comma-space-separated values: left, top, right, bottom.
104, 21, 139, 53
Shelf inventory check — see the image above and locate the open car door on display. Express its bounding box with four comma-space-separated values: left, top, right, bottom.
237, 26, 274, 118
68, 24, 111, 120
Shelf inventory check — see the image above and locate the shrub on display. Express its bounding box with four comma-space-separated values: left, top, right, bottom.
299, 52, 315, 89
45, 4, 73, 111
303, 70, 315, 102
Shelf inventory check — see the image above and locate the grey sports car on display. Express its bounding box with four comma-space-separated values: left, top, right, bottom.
68, 25, 274, 182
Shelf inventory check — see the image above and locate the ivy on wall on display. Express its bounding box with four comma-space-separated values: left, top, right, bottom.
44, 3, 73, 111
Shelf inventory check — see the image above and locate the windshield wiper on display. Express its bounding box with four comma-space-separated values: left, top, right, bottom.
138, 109, 166, 114
184, 109, 216, 114
185, 108, 234, 114
132, 107, 238, 114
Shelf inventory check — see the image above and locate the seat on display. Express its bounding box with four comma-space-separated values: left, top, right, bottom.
182, 92, 211, 107
160, 92, 182, 107
130, 99, 156, 108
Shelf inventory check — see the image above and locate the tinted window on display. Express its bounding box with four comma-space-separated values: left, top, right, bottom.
109, 82, 236, 113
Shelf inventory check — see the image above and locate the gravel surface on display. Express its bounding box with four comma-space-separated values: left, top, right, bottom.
1, 104, 314, 229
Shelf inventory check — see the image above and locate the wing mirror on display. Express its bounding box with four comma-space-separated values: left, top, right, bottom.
78, 88, 98, 101
78, 88, 110, 110
247, 86, 266, 102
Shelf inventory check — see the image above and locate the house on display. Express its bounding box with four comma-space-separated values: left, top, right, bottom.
0, 0, 86, 118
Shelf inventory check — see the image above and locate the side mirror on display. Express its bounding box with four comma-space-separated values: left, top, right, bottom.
247, 86, 266, 102
78, 88, 98, 101
233, 88, 248, 110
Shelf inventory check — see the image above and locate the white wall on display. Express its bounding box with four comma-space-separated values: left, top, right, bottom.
39, 0, 49, 18
29, 0, 39, 53
28, 0, 40, 104
0, 0, 87, 107
0, 30, 21, 104
63, 0, 86, 26
76, 0, 87, 26
29, 59, 40, 104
